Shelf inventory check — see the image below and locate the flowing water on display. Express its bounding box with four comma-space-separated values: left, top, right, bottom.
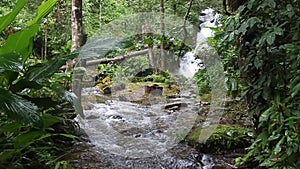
74, 85, 222, 169
70, 9, 234, 169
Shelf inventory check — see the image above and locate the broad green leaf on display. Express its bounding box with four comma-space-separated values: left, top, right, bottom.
247, 17, 261, 28
64, 91, 84, 118
286, 4, 293, 11
0, 0, 26, 33
22, 96, 59, 110
259, 158, 272, 167
291, 83, 300, 97
254, 56, 262, 69
58, 133, 77, 139
42, 114, 63, 129
0, 87, 40, 124
0, 71, 18, 87
268, 0, 276, 8
286, 4, 295, 18
28, 0, 58, 26
0, 122, 22, 134
0, 150, 16, 163
0, 52, 23, 72
285, 116, 300, 122
25, 52, 78, 84
14, 130, 44, 149
26, 57, 68, 83
274, 137, 285, 155
10, 78, 42, 93
274, 26, 283, 36
0, 24, 39, 62
259, 106, 273, 127
237, 22, 248, 35
268, 134, 280, 141
247, 0, 254, 9
274, 92, 281, 104
266, 32, 276, 45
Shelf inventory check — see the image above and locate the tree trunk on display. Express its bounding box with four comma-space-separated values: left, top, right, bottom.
70, 0, 83, 96
142, 23, 157, 73
160, 0, 166, 71
71, 0, 83, 52
178, 0, 193, 66
55, 0, 61, 22
148, 47, 157, 73
99, 0, 102, 28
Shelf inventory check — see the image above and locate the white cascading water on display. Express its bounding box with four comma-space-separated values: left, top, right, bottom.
179, 8, 219, 79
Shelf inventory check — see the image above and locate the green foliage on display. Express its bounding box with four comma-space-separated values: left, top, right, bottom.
214, 0, 300, 168
194, 68, 211, 95
149, 73, 169, 83
0, 0, 26, 33
27, 0, 58, 27
0, 0, 79, 168
188, 125, 253, 152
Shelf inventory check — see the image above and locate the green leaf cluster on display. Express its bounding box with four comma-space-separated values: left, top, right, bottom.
214, 0, 300, 168
0, 0, 80, 168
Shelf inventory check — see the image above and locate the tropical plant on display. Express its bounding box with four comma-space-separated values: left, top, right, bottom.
214, 0, 300, 168
0, 0, 81, 168
194, 68, 211, 95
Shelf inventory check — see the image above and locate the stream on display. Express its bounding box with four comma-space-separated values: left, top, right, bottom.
69, 8, 235, 169
72, 83, 233, 169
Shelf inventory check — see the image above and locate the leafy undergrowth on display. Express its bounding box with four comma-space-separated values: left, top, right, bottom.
0, 0, 82, 168
187, 125, 253, 154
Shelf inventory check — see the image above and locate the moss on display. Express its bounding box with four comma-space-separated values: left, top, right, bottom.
186, 125, 253, 153
187, 127, 203, 142
199, 94, 211, 102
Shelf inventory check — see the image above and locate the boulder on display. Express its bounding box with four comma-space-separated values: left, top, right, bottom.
144, 84, 163, 96
164, 102, 188, 110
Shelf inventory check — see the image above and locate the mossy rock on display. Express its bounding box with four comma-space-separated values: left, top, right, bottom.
199, 93, 211, 102
186, 125, 253, 153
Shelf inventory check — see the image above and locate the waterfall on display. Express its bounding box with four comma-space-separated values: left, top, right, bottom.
179, 8, 219, 78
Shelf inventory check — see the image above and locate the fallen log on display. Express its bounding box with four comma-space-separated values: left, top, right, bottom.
60, 48, 149, 71
86, 48, 149, 66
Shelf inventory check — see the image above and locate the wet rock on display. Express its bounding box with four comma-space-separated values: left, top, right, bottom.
82, 103, 94, 110
111, 115, 123, 120
164, 102, 188, 110
118, 95, 128, 101
145, 111, 156, 117
168, 105, 179, 111
168, 97, 186, 102
198, 107, 209, 115
181, 95, 191, 99
191, 106, 199, 111
201, 101, 210, 106
134, 134, 141, 138
212, 164, 230, 169
113, 83, 126, 91
167, 95, 179, 99
86, 115, 100, 120
144, 84, 163, 96
117, 126, 143, 136
85, 93, 108, 103
103, 87, 111, 95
